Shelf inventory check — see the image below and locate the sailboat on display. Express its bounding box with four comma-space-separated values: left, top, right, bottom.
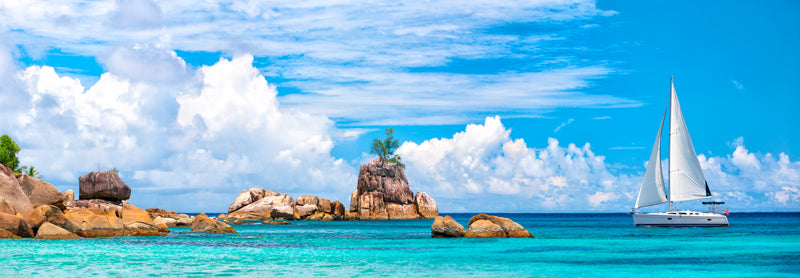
632, 77, 728, 227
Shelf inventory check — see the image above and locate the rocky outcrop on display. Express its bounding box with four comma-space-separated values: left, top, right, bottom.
228, 188, 267, 213
227, 193, 293, 220
465, 214, 533, 238
430, 214, 534, 238
190, 213, 236, 233
27, 205, 83, 235
17, 175, 64, 209
0, 212, 34, 238
349, 158, 438, 220
120, 201, 163, 236
431, 215, 466, 237
0, 228, 21, 238
0, 164, 34, 215
79, 171, 131, 203
63, 189, 74, 202
146, 208, 193, 227
262, 220, 291, 225
414, 192, 438, 219
35, 222, 81, 239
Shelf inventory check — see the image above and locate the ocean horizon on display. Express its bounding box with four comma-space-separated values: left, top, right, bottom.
2, 212, 798, 277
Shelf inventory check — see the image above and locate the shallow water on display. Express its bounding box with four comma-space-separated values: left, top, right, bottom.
1, 213, 798, 277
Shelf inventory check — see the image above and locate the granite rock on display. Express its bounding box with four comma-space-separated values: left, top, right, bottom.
35, 222, 81, 239
431, 215, 466, 237
190, 213, 236, 233
78, 171, 131, 203
17, 175, 63, 208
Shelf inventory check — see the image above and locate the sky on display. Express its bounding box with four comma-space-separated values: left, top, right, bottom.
0, 0, 798, 213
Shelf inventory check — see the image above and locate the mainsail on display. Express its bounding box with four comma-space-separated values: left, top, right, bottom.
634, 108, 668, 208
668, 79, 713, 202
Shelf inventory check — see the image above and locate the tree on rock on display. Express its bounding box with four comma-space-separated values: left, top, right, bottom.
370, 128, 404, 168
0, 135, 21, 173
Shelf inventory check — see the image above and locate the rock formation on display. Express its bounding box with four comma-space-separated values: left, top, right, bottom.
0, 212, 34, 238
17, 175, 64, 209
223, 189, 347, 221
35, 222, 81, 239
0, 164, 34, 215
431, 215, 466, 237
79, 171, 131, 203
146, 208, 194, 227
465, 214, 534, 238
349, 158, 438, 220
190, 213, 236, 233
430, 214, 534, 238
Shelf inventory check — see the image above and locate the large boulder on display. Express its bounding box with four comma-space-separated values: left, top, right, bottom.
270, 205, 295, 220
358, 191, 388, 220
466, 214, 533, 238
0, 228, 21, 238
26, 205, 83, 235
0, 212, 34, 238
0, 196, 16, 215
414, 192, 438, 219
121, 201, 154, 225
190, 213, 236, 233
228, 188, 267, 213
332, 201, 345, 216
431, 215, 466, 237
306, 211, 335, 221
229, 194, 293, 220
154, 216, 178, 227
35, 222, 81, 239
0, 164, 34, 215
357, 158, 413, 204
319, 198, 332, 214
78, 171, 131, 203
79, 214, 125, 238
63, 189, 75, 201
294, 204, 318, 219
17, 175, 64, 208
295, 195, 320, 207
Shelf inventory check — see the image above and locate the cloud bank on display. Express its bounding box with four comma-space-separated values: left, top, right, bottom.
398, 117, 800, 212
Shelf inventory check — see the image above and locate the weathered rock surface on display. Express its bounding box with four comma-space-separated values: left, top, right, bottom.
190, 213, 236, 233
294, 204, 318, 219
0, 212, 34, 238
332, 201, 345, 216
63, 189, 75, 201
36, 222, 81, 239
348, 158, 438, 220
306, 211, 335, 221
0, 228, 21, 238
78, 171, 131, 203
78, 214, 125, 238
154, 217, 178, 227
295, 195, 320, 207
27, 205, 83, 235
0, 164, 34, 215
121, 201, 153, 225
17, 175, 64, 208
228, 194, 293, 220
466, 214, 534, 238
319, 198, 332, 214
415, 192, 438, 219
228, 188, 267, 213
270, 205, 295, 220
431, 215, 466, 237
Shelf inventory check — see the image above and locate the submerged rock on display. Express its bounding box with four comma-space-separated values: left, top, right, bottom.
190, 213, 236, 233
431, 215, 466, 237
78, 171, 131, 203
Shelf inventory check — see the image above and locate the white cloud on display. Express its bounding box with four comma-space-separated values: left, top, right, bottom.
588, 192, 619, 207
1, 51, 354, 212
554, 118, 574, 133
397, 116, 636, 212
0, 0, 637, 126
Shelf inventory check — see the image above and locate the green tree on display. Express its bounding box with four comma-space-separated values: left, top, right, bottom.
18, 165, 43, 179
0, 135, 21, 173
370, 128, 404, 168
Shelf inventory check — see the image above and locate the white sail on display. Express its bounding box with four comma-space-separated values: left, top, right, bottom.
668, 79, 712, 202
635, 108, 668, 208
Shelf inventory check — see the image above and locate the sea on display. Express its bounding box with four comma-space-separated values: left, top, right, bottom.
1, 213, 798, 277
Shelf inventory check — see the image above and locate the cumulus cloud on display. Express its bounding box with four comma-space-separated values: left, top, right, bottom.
397, 117, 800, 212
397, 116, 637, 212
1, 49, 354, 212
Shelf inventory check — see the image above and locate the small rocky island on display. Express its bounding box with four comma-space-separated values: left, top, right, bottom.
0, 164, 234, 239
222, 158, 438, 221
431, 214, 534, 238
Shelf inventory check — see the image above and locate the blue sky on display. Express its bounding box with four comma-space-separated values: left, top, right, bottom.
0, 0, 798, 213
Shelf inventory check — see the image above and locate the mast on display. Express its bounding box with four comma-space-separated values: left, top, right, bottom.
668, 76, 673, 212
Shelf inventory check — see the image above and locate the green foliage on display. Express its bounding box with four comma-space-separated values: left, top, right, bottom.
369, 128, 405, 168
0, 135, 21, 173
18, 165, 43, 179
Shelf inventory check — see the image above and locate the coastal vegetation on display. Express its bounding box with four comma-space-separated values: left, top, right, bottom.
1, 134, 43, 178
370, 128, 404, 168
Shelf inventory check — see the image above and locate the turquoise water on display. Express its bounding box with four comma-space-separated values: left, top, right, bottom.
1, 213, 798, 277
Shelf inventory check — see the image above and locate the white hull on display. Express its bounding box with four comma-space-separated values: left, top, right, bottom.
633, 211, 728, 227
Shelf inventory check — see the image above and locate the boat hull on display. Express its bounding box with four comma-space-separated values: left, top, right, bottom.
633, 211, 728, 227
